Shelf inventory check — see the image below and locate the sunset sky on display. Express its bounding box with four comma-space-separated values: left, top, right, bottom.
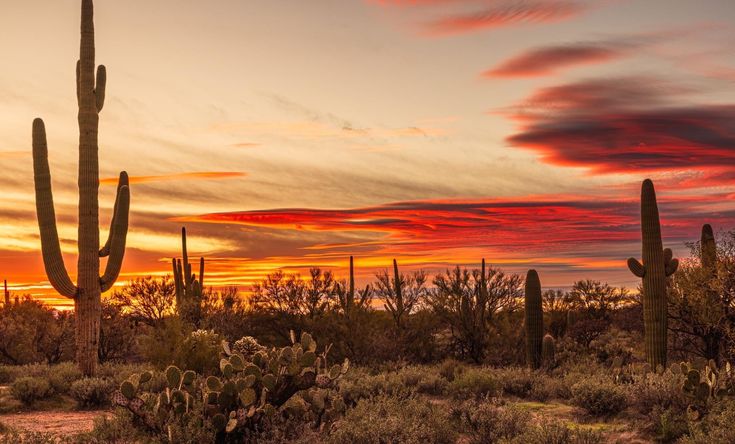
1, 0, 735, 308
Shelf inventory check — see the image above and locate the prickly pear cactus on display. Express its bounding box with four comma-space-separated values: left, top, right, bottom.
114, 332, 349, 437
672, 360, 735, 420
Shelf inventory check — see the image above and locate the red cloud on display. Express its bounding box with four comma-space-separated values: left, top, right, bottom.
423, 1, 584, 36
504, 77, 735, 176
180, 195, 727, 257
484, 44, 622, 78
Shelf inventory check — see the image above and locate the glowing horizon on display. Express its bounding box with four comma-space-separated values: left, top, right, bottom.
1, 0, 735, 309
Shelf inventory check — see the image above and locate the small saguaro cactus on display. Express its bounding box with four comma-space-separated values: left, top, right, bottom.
32, 0, 130, 376
525, 269, 543, 370
336, 256, 371, 320
701, 224, 717, 276
172, 227, 204, 326
542, 334, 556, 367
627, 179, 678, 369
3, 280, 9, 306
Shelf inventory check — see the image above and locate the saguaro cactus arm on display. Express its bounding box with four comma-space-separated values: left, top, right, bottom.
99, 171, 129, 257
664, 248, 679, 276
95, 65, 106, 112
32, 119, 78, 299
100, 182, 130, 292
627, 258, 645, 278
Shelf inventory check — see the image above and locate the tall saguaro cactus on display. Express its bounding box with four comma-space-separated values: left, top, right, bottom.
525, 269, 543, 370
627, 179, 677, 369
3, 280, 9, 306
172, 227, 204, 326
32, 0, 130, 376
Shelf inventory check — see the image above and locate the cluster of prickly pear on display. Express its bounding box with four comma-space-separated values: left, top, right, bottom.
208, 331, 349, 434
672, 360, 735, 419
114, 366, 198, 429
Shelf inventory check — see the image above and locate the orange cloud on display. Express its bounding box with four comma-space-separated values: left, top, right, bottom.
101, 172, 246, 185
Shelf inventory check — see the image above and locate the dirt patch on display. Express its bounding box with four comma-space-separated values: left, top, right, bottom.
0, 410, 110, 435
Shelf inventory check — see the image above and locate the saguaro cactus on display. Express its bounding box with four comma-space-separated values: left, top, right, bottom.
525, 269, 543, 369
701, 224, 717, 276
32, 0, 130, 376
3, 280, 9, 306
627, 179, 677, 369
336, 256, 371, 320
172, 227, 204, 326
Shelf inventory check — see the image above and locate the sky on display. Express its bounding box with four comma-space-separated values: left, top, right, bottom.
1, 0, 734, 308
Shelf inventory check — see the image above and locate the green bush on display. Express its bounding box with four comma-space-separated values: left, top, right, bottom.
452, 399, 531, 444
48, 362, 83, 395
70, 377, 114, 408
571, 378, 627, 416
11, 376, 53, 406
447, 367, 500, 400
329, 395, 456, 444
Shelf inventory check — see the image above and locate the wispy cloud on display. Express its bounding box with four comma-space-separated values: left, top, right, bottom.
484, 42, 623, 78
422, 1, 585, 36
100, 172, 247, 186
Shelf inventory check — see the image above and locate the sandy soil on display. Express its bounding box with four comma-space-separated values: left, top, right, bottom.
0, 410, 110, 435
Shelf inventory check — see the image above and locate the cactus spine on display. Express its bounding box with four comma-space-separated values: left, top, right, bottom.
627, 179, 678, 369
32, 0, 130, 376
525, 269, 543, 369
172, 227, 204, 326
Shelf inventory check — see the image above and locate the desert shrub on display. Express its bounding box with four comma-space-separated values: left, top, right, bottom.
0, 430, 62, 444
493, 367, 535, 398
438, 358, 465, 382
71, 411, 149, 444
512, 419, 603, 444
416, 371, 447, 395
339, 369, 415, 404
97, 362, 153, 385
654, 407, 689, 443
11, 376, 53, 406
451, 399, 531, 444
0, 366, 13, 384
329, 395, 456, 444
571, 377, 627, 416
629, 370, 687, 416
447, 367, 501, 400
680, 400, 735, 444
176, 329, 221, 374
589, 328, 639, 366
70, 377, 114, 408
529, 373, 566, 402
48, 362, 83, 395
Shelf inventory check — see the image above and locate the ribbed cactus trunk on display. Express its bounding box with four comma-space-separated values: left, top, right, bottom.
3, 280, 8, 306
32, 0, 130, 376
627, 179, 677, 370
701, 224, 720, 362
524, 269, 543, 370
